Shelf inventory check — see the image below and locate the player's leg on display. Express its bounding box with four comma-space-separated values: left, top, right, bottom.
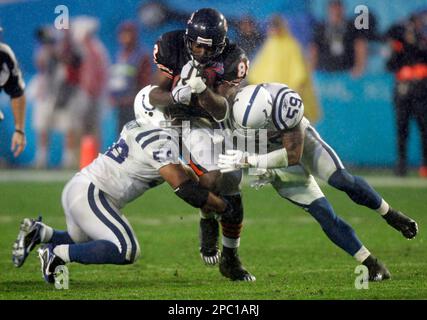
182, 125, 222, 265
196, 169, 254, 281
216, 171, 255, 281
38, 174, 140, 283
183, 125, 254, 280
12, 178, 78, 267
302, 125, 418, 239
271, 166, 390, 281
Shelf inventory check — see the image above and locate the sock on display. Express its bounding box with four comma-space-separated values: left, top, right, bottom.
376, 200, 390, 216
39, 223, 53, 243
68, 240, 126, 265
353, 246, 371, 263
222, 236, 240, 249
50, 231, 75, 245
53, 244, 70, 263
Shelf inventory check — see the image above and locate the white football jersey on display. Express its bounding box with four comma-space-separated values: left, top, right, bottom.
81, 121, 180, 207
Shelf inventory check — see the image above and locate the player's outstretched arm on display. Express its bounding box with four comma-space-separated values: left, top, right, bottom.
159, 163, 227, 214
218, 123, 305, 171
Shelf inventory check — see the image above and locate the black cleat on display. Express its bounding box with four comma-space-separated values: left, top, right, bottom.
38, 244, 65, 284
219, 249, 256, 281
12, 216, 43, 267
362, 255, 391, 282
383, 209, 418, 239
199, 218, 220, 265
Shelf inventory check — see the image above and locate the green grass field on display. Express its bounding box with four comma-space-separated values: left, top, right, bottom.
1, 174, 426, 300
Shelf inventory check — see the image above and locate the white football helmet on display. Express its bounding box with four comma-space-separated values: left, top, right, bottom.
231, 84, 273, 137
134, 85, 167, 127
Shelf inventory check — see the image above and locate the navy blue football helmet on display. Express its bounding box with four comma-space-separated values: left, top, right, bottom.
184, 8, 228, 64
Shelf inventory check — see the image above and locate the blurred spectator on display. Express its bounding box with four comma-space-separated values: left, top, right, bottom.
386, 12, 427, 177
309, 0, 369, 78
71, 16, 110, 162
109, 21, 152, 133
0, 25, 27, 158
248, 14, 321, 123
30, 27, 81, 168
235, 15, 264, 60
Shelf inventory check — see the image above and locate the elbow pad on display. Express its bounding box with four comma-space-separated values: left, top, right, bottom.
247, 148, 288, 169
174, 180, 209, 208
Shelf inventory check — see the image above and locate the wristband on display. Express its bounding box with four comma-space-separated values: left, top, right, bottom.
15, 129, 25, 136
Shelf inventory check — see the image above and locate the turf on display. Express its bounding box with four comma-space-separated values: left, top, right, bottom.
0, 179, 426, 300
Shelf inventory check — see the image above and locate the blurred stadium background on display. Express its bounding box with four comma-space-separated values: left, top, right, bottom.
1, 0, 427, 300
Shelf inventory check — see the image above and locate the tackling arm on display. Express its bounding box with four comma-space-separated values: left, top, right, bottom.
218, 123, 305, 171
159, 163, 227, 214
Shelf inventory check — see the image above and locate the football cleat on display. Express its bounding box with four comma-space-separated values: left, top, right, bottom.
12, 216, 43, 267
37, 244, 65, 284
383, 209, 418, 239
362, 255, 391, 282
219, 250, 256, 282
199, 218, 220, 266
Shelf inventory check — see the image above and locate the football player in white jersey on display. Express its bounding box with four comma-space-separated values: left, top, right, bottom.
11, 91, 237, 284
218, 84, 419, 281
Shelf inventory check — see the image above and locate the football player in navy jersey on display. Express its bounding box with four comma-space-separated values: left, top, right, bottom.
145, 8, 255, 281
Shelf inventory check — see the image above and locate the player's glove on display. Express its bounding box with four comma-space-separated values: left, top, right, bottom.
188, 75, 207, 94
171, 83, 192, 105
218, 150, 249, 172
180, 60, 206, 93
172, 60, 207, 104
